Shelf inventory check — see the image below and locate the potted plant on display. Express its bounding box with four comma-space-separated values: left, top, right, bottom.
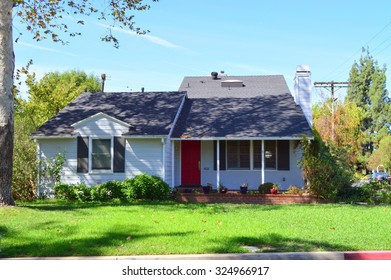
240, 183, 248, 194
202, 183, 212, 194
270, 184, 279, 194
219, 182, 228, 194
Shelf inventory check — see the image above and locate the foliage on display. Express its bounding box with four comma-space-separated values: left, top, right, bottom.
122, 174, 171, 200
299, 131, 353, 199
12, 115, 37, 201
17, 70, 101, 127
285, 185, 305, 195
346, 48, 391, 158
258, 182, 274, 194
368, 135, 391, 172
11, 70, 101, 201
337, 180, 391, 205
53, 175, 170, 202
39, 152, 66, 186
313, 101, 364, 168
13, 0, 158, 48
90, 180, 125, 201
53, 183, 90, 201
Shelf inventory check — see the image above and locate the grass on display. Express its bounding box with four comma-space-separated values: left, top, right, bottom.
1, 200, 391, 257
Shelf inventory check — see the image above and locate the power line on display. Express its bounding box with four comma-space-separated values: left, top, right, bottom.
322, 20, 391, 81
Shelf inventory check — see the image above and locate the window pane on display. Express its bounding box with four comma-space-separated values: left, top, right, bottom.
265, 140, 276, 169
227, 140, 250, 169
92, 139, 111, 170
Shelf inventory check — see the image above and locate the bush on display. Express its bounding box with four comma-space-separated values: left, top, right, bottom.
53, 183, 90, 201
337, 180, 391, 205
123, 174, 170, 200
258, 182, 274, 194
53, 174, 171, 202
91, 180, 124, 201
285, 185, 305, 195
299, 131, 353, 199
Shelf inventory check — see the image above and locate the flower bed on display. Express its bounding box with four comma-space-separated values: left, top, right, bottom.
175, 191, 324, 204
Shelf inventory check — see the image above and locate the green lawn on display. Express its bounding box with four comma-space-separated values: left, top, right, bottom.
1, 200, 390, 257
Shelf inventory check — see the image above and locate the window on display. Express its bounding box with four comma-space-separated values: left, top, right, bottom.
253, 140, 287, 170
92, 139, 112, 170
227, 140, 250, 169
77, 136, 125, 173
264, 140, 276, 169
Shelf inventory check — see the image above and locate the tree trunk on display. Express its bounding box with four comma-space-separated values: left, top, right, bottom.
0, 1, 15, 206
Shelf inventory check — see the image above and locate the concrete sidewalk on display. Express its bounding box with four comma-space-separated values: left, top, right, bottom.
5, 251, 391, 260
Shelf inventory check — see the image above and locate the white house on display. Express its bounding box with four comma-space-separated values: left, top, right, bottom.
31, 66, 313, 196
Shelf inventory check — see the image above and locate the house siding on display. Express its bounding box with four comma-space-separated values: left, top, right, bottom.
200, 140, 303, 190
74, 115, 129, 137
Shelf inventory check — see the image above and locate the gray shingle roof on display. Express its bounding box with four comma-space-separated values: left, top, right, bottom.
171, 94, 312, 139
173, 75, 312, 138
179, 75, 290, 98
31, 91, 186, 137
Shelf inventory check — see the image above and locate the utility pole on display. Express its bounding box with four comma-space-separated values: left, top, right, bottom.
313, 81, 350, 141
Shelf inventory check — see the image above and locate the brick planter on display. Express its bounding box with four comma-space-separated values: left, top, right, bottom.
175, 192, 323, 204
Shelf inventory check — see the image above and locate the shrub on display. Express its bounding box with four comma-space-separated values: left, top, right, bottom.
285, 185, 305, 195
53, 183, 90, 201
258, 182, 274, 194
337, 180, 391, 205
123, 173, 170, 200
91, 180, 124, 201
299, 131, 353, 199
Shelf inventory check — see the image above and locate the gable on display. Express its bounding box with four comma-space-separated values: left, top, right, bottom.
72, 112, 131, 137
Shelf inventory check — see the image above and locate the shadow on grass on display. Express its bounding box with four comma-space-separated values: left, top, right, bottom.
0, 223, 197, 258
207, 233, 357, 253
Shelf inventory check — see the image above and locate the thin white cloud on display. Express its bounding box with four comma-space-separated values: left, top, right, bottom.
95, 22, 183, 49
17, 41, 78, 57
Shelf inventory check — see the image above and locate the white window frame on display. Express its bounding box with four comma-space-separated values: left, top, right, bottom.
89, 137, 114, 173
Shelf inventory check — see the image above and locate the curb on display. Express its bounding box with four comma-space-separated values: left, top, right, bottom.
3, 251, 391, 260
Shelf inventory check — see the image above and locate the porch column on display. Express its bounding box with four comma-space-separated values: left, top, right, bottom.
261, 139, 265, 184
171, 141, 175, 188
161, 138, 166, 181
217, 140, 220, 190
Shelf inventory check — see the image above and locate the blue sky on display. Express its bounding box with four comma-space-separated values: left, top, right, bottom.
13, 0, 391, 103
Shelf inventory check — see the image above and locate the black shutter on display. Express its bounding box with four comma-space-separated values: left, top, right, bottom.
277, 140, 290, 170
77, 136, 89, 173
213, 140, 226, 170
113, 137, 125, 173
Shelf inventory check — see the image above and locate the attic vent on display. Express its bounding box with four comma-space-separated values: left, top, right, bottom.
221, 80, 244, 88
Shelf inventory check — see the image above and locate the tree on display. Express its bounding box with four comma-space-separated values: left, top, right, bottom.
368, 135, 391, 172
21, 70, 101, 127
313, 100, 364, 168
346, 48, 391, 159
13, 70, 100, 200
0, 0, 157, 206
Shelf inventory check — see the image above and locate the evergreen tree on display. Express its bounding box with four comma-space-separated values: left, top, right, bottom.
346, 48, 391, 161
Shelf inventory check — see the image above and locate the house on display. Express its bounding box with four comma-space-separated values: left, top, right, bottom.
31, 66, 313, 196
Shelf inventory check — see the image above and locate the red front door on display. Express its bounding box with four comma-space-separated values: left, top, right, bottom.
181, 140, 201, 185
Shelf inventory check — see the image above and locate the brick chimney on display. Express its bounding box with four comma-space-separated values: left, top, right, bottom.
294, 65, 312, 127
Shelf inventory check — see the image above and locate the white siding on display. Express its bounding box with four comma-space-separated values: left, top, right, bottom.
125, 139, 163, 178
37, 137, 165, 192
74, 115, 129, 137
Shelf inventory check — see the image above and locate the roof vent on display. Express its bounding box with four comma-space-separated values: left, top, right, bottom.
221, 80, 244, 88
211, 72, 218, 79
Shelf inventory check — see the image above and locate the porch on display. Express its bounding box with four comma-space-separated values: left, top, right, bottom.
170, 139, 304, 190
